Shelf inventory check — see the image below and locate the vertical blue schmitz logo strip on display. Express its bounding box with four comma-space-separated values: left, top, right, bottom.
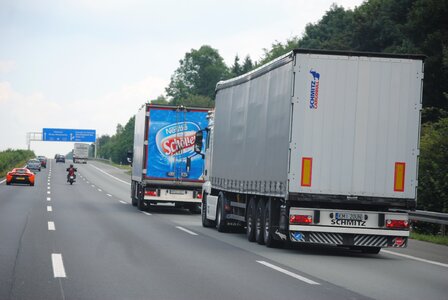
309, 70, 320, 109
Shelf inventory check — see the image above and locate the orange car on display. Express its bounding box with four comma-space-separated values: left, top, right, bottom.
6, 168, 35, 186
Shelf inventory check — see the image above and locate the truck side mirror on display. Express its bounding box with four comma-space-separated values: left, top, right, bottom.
194, 131, 203, 154
127, 150, 133, 164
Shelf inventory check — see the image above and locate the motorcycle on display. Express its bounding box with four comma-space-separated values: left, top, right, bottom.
68, 175, 75, 185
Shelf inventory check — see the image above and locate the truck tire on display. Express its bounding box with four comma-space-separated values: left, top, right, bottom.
216, 193, 228, 232
131, 181, 137, 206
189, 204, 201, 214
255, 199, 266, 245
137, 184, 147, 211
263, 199, 282, 248
246, 198, 256, 242
202, 193, 216, 228
361, 247, 381, 254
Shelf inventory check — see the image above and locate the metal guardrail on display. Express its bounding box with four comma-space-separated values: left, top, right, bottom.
409, 210, 448, 236
409, 210, 448, 225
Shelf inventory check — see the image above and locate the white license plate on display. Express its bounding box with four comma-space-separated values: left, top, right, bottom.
169, 190, 186, 195
335, 212, 364, 220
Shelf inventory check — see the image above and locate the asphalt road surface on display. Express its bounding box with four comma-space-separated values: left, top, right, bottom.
0, 160, 447, 300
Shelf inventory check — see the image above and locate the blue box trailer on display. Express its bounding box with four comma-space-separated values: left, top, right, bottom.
130, 104, 209, 212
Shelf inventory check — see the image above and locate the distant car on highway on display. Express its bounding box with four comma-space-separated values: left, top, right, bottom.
55, 154, 65, 163
6, 168, 35, 186
26, 159, 41, 172
37, 155, 47, 168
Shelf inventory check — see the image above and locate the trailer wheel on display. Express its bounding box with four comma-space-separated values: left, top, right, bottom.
361, 247, 381, 254
202, 193, 216, 228
189, 204, 201, 214
263, 199, 282, 248
137, 184, 147, 211
131, 182, 137, 206
255, 199, 265, 245
216, 193, 228, 232
246, 198, 256, 242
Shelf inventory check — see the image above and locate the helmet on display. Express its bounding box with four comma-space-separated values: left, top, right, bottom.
70, 164, 73, 167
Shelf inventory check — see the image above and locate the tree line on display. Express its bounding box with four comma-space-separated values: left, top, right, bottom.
0, 149, 35, 177
96, 0, 448, 221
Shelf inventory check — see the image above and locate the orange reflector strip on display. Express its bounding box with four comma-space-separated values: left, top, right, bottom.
301, 157, 313, 187
394, 162, 406, 192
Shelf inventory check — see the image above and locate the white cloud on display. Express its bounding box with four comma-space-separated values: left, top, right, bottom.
0, 60, 15, 73
0, 76, 167, 155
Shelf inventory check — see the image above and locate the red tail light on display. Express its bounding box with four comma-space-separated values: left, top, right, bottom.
386, 219, 409, 229
145, 190, 157, 196
197, 193, 202, 199
290, 215, 313, 224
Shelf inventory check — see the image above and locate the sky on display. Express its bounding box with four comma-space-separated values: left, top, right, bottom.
0, 0, 365, 157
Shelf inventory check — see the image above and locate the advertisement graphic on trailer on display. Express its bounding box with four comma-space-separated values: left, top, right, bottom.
146, 109, 208, 180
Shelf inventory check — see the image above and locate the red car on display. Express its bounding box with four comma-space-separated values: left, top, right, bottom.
37, 155, 47, 168
6, 168, 35, 186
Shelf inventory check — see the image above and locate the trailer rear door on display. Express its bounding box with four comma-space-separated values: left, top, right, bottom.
145, 106, 208, 182
288, 53, 423, 199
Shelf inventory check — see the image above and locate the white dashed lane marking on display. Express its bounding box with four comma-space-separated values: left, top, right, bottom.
119, 201, 128, 204
142, 211, 151, 216
176, 226, 198, 236
256, 261, 320, 285
51, 254, 66, 278
47, 197, 51, 201
47, 206, 52, 212
48, 221, 55, 231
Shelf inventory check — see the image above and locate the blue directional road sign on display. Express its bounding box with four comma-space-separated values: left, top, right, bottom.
42, 128, 96, 142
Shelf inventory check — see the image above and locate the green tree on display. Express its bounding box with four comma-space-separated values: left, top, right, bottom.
241, 55, 254, 74
166, 45, 229, 102
300, 4, 355, 50
150, 95, 172, 105
230, 55, 242, 77
418, 117, 448, 214
182, 94, 214, 108
259, 37, 299, 65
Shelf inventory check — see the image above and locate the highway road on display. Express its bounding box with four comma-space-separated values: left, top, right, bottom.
0, 160, 447, 300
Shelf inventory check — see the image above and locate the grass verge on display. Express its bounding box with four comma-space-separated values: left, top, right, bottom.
92, 158, 131, 171
410, 232, 448, 246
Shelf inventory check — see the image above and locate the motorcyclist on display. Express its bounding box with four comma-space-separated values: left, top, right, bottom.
66, 164, 77, 182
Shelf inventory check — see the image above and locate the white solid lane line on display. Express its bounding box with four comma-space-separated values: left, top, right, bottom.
47, 206, 53, 212
176, 226, 198, 236
257, 261, 320, 285
51, 254, 66, 278
47, 197, 51, 201
89, 164, 131, 186
382, 250, 448, 268
142, 211, 151, 216
48, 221, 55, 231
119, 200, 128, 204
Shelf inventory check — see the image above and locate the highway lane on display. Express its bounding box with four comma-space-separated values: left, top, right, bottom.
0, 162, 61, 300
1, 161, 368, 300
1, 159, 447, 299
77, 160, 448, 300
